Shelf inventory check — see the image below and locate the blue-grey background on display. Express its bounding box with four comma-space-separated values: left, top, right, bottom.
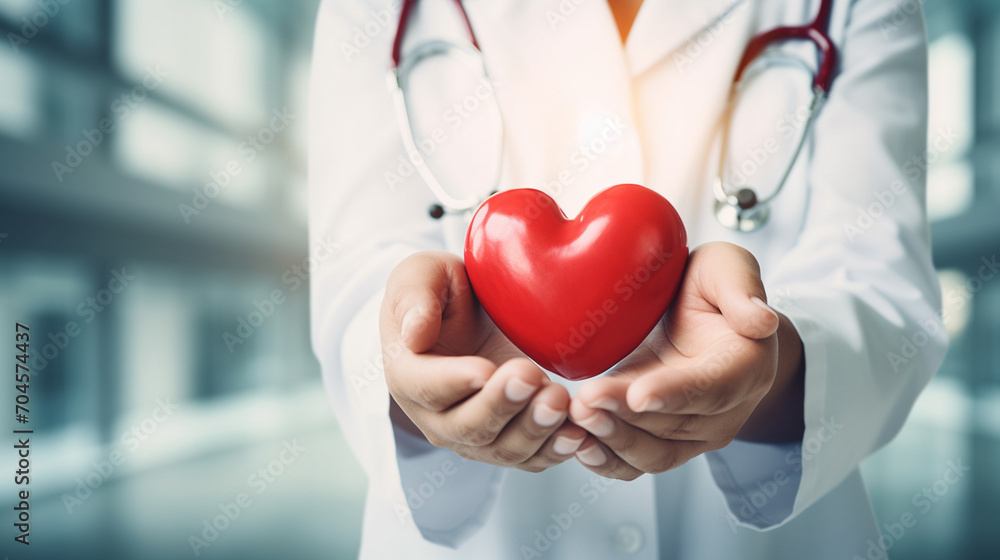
0, 0, 997, 558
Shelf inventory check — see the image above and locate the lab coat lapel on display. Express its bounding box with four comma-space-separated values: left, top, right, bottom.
626, 0, 746, 76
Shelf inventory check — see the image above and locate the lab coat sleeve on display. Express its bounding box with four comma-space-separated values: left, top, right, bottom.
308, 0, 504, 547
705, 0, 947, 530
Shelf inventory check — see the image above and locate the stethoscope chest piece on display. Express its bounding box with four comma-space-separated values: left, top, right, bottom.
711, 0, 837, 233
713, 185, 771, 233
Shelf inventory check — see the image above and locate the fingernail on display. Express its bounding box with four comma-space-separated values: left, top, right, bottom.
400, 307, 424, 345
635, 397, 665, 413
533, 403, 563, 427
577, 411, 615, 437
505, 377, 538, 402
553, 436, 584, 455
469, 376, 486, 390
589, 397, 618, 412
751, 296, 778, 318
576, 445, 607, 466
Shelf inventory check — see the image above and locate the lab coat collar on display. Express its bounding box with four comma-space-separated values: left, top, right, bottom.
625, 0, 747, 76
460, 0, 645, 207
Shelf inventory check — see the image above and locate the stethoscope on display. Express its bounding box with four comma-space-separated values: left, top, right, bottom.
389, 0, 838, 232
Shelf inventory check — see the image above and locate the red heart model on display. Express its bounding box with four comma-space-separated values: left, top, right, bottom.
464, 184, 688, 380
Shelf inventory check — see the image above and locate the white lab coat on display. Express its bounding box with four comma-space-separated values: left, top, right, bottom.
308, 0, 948, 558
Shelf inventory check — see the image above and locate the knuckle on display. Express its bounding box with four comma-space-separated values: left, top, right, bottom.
703, 389, 736, 415
723, 242, 760, 273
452, 446, 479, 462
386, 292, 442, 329
659, 414, 700, 439
539, 446, 566, 464
652, 457, 688, 474
519, 416, 551, 440
614, 425, 638, 450
454, 423, 496, 447
593, 467, 620, 480
712, 433, 737, 451
386, 292, 406, 322
410, 382, 442, 411
483, 411, 509, 438
743, 251, 762, 276
615, 468, 643, 482
423, 431, 447, 449
644, 448, 681, 474
613, 407, 643, 423
386, 290, 421, 327
595, 456, 641, 481
488, 445, 530, 466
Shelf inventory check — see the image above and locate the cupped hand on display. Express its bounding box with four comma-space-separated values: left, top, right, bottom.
567, 242, 804, 480
380, 251, 587, 472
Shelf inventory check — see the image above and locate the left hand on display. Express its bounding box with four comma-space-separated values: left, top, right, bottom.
568, 242, 802, 481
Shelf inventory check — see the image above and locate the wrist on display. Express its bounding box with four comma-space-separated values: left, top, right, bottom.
390, 396, 428, 441
737, 312, 805, 443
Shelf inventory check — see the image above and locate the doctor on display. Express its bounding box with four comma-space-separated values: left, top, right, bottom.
309, 0, 947, 558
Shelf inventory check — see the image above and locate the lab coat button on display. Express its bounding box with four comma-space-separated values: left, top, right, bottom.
615, 524, 644, 554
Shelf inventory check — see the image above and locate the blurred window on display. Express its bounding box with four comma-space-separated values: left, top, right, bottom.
926, 33, 975, 221
114, 0, 269, 131
0, 0, 102, 54
0, 46, 41, 139
113, 99, 267, 206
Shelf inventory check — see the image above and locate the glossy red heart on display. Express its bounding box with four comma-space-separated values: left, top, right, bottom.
464, 184, 688, 380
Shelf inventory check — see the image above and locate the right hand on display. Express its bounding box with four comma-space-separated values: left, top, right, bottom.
380, 251, 586, 472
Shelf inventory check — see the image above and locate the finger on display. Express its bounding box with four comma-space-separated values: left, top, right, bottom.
625, 413, 711, 441
438, 358, 549, 446
574, 344, 669, 415
383, 251, 460, 353
387, 352, 496, 412
575, 374, 661, 430
519, 422, 587, 468
570, 401, 706, 475
692, 243, 779, 340
516, 422, 589, 472
625, 336, 774, 415
575, 374, 631, 414
484, 383, 574, 466
576, 377, 712, 441
573, 438, 644, 481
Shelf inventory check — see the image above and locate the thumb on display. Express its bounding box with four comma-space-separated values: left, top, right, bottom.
696, 243, 779, 340
384, 252, 456, 353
